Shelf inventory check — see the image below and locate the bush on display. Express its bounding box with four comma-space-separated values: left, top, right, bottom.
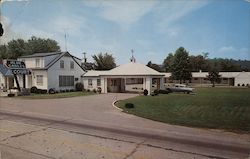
143, 89, 148, 96
242, 84, 245, 87
247, 84, 249, 87
70, 89, 75, 92
159, 89, 169, 94
125, 103, 134, 109
30, 86, 38, 93
97, 87, 102, 93
8, 93, 15, 97
37, 89, 47, 94
87, 89, 90, 92
93, 89, 97, 93
154, 89, 159, 95
75, 82, 83, 91
49, 88, 56, 94
237, 84, 240, 86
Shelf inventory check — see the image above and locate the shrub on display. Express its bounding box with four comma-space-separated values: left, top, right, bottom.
75, 82, 83, 91
8, 93, 15, 97
70, 89, 75, 92
49, 88, 56, 94
154, 89, 159, 95
93, 89, 97, 93
125, 103, 134, 109
143, 89, 148, 96
237, 84, 240, 86
87, 89, 90, 92
97, 87, 102, 93
242, 84, 245, 87
30, 86, 38, 93
159, 89, 169, 94
246, 84, 249, 87
41, 89, 47, 94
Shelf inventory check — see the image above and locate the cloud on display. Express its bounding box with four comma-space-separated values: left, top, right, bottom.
218, 46, 250, 60
218, 46, 236, 53
84, 0, 156, 28
156, 1, 209, 28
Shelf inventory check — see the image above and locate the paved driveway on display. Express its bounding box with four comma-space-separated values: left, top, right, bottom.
0, 93, 249, 148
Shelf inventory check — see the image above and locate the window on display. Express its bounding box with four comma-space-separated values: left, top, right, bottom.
59, 76, 74, 87
60, 60, 64, 69
88, 79, 92, 87
35, 59, 40, 67
70, 61, 74, 69
126, 78, 143, 84
97, 79, 101, 86
36, 75, 43, 86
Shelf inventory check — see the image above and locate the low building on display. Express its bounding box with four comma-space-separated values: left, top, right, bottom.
163, 71, 250, 86
82, 61, 165, 94
17, 52, 85, 91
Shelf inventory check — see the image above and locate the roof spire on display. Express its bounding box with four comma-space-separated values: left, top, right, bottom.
130, 49, 136, 63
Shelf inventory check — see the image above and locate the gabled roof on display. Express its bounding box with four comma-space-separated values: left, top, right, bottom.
21, 52, 85, 71
105, 62, 164, 76
0, 64, 13, 76
83, 70, 109, 77
20, 52, 61, 58
83, 62, 164, 77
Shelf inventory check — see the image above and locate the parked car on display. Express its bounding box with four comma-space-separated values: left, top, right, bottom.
166, 84, 194, 94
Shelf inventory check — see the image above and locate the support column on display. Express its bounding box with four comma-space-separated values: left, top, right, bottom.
23, 74, 26, 89
160, 77, 164, 90
145, 77, 152, 95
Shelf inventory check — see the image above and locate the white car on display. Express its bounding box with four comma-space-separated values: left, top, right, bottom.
166, 84, 194, 94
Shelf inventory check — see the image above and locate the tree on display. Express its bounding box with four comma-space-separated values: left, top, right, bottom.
92, 52, 116, 70
0, 36, 61, 59
189, 55, 208, 72
207, 68, 221, 87
163, 53, 174, 72
7, 39, 29, 59
0, 45, 8, 60
28, 36, 60, 53
146, 61, 162, 72
171, 47, 192, 83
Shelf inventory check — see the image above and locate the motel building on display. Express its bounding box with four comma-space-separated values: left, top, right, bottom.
82, 58, 165, 94
14, 52, 85, 91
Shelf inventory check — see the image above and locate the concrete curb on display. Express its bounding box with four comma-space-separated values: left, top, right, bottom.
112, 100, 123, 111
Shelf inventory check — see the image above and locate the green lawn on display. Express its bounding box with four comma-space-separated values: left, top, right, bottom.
18, 91, 96, 99
117, 87, 250, 132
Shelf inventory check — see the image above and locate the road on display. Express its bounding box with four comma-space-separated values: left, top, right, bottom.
0, 94, 249, 159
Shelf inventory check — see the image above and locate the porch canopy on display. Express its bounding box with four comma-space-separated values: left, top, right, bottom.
83, 62, 165, 93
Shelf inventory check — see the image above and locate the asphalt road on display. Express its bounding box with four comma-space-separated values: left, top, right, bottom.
0, 93, 249, 159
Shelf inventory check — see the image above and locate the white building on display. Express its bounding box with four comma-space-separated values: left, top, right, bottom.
17, 52, 85, 91
82, 61, 165, 94
163, 71, 250, 86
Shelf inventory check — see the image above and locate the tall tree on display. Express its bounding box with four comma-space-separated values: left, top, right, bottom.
189, 55, 208, 71
163, 53, 174, 72
7, 39, 29, 59
171, 47, 192, 83
0, 45, 8, 60
92, 52, 116, 70
207, 68, 221, 87
28, 36, 60, 53
146, 61, 162, 72
0, 36, 61, 59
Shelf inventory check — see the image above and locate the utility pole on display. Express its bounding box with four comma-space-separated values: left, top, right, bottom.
82, 52, 87, 63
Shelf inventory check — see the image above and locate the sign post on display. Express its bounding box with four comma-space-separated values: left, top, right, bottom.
6, 60, 31, 92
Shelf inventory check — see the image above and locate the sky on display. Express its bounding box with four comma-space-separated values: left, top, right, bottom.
0, 0, 250, 65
